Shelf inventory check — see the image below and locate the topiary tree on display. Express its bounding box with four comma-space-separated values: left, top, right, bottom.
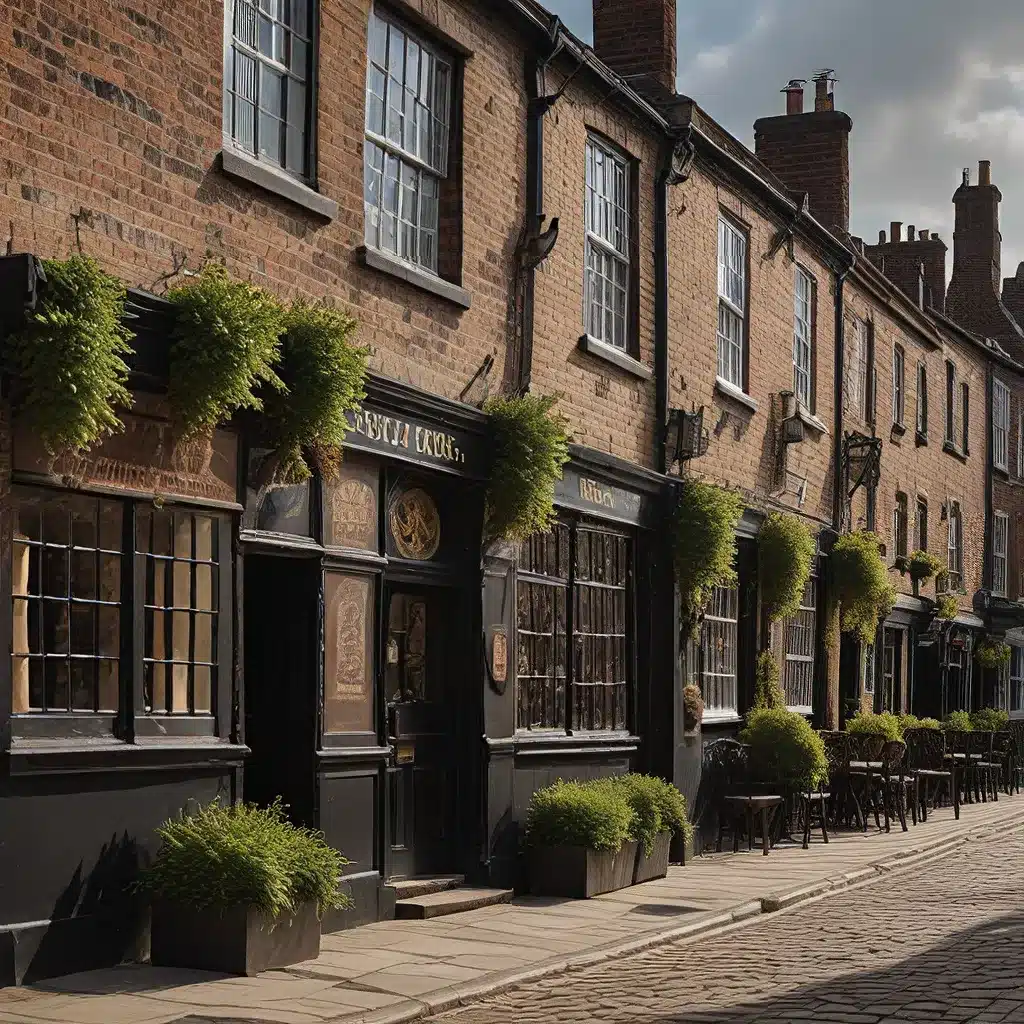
673, 478, 744, 641
740, 708, 828, 791
828, 531, 897, 647
6, 254, 134, 455
484, 393, 571, 542
753, 650, 786, 711
758, 512, 816, 622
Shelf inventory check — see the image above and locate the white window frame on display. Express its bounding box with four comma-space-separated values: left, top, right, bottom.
916, 496, 928, 554
700, 584, 739, 720
915, 361, 928, 437
849, 319, 874, 424
1010, 646, 1024, 716
784, 577, 816, 714
363, 9, 452, 274
793, 267, 813, 410
584, 137, 632, 351
892, 344, 905, 427
994, 510, 1009, 598
223, 0, 314, 179
893, 492, 908, 558
945, 361, 957, 444
994, 379, 1010, 471
717, 217, 747, 389
947, 501, 963, 585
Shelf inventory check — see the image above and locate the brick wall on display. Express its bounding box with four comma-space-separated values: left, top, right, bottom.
0, 0, 529, 405
664, 161, 837, 526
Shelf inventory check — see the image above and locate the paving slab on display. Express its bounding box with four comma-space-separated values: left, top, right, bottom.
2, 797, 1023, 1024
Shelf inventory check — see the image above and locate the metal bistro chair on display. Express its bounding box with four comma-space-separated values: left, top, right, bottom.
820, 730, 865, 831
903, 727, 959, 821
701, 739, 785, 856
972, 731, 1002, 802
1009, 720, 1024, 794
944, 729, 977, 804
848, 732, 887, 831
881, 739, 915, 832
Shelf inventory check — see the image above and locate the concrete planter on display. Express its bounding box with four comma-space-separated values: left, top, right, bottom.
633, 831, 672, 884
529, 841, 639, 899
150, 900, 321, 976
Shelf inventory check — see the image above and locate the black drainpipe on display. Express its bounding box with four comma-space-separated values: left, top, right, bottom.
984, 362, 995, 595
654, 155, 671, 474
832, 258, 854, 534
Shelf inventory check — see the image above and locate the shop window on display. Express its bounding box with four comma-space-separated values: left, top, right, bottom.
224, 0, 314, 178
946, 637, 972, 714
717, 216, 747, 389
994, 511, 1009, 598
516, 522, 630, 733
10, 488, 233, 735
994, 379, 1010, 471
881, 627, 904, 713
323, 572, 375, 733
784, 577, 815, 713
700, 584, 739, 718
1010, 646, 1024, 715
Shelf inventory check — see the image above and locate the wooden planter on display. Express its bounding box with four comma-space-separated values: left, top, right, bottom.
633, 831, 672, 884
150, 900, 321, 976
529, 841, 638, 899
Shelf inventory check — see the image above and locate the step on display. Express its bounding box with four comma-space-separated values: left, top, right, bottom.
386, 874, 465, 900
394, 886, 514, 920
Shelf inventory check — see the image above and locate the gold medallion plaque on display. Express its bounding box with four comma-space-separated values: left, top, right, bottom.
389, 487, 441, 560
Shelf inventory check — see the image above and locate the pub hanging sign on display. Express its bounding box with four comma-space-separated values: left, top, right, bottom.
344, 404, 487, 479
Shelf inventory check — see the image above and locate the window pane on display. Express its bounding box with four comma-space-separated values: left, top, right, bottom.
259, 111, 281, 163
702, 585, 738, 715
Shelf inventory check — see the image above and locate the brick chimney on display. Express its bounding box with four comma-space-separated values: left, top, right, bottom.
592, 0, 677, 96
945, 161, 1024, 350
753, 70, 853, 235
864, 224, 948, 313
1002, 262, 1024, 323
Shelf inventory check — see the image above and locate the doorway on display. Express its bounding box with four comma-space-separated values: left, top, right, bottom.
384, 583, 456, 879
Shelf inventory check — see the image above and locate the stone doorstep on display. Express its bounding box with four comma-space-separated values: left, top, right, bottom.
393, 888, 514, 921
384, 877, 465, 902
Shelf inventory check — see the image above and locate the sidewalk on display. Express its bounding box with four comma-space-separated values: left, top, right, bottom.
2, 797, 1023, 1024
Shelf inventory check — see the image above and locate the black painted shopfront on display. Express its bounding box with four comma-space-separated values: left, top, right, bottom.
242, 378, 489, 925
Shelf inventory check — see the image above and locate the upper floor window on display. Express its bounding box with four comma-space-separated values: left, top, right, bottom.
994, 379, 1010, 471
961, 382, 970, 453
717, 217, 747, 389
993, 510, 1009, 598
947, 500, 964, 585
793, 267, 814, 409
364, 10, 452, 274
584, 138, 631, 351
944, 361, 957, 445
892, 344, 905, 428
893, 492, 908, 559
849, 319, 874, 424
916, 496, 928, 553
1018, 411, 1024, 478
225, 0, 314, 178
916, 361, 928, 438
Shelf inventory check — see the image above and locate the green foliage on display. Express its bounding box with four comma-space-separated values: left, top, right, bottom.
908, 549, 945, 584
263, 300, 367, 483
740, 708, 828, 790
753, 650, 786, 711
138, 800, 351, 917
645, 775, 693, 848
846, 711, 903, 741
7, 255, 134, 455
969, 708, 1010, 731
899, 714, 940, 731
935, 594, 959, 620
609, 775, 663, 856
167, 264, 286, 438
682, 683, 704, 729
758, 513, 816, 622
673, 478, 744, 640
942, 710, 974, 732
525, 779, 633, 852
484, 393, 571, 542
975, 639, 1012, 670
829, 532, 897, 646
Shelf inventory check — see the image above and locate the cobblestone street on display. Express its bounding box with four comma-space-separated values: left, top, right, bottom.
434, 827, 1024, 1024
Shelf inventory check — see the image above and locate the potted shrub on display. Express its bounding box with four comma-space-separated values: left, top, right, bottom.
899, 714, 940, 731
614, 775, 692, 883
525, 779, 637, 898
140, 800, 351, 975
846, 711, 904, 742
942, 710, 974, 732
740, 708, 828, 793
969, 708, 1010, 731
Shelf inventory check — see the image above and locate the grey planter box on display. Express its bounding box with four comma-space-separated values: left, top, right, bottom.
529, 841, 638, 899
150, 900, 321, 976
633, 831, 672, 884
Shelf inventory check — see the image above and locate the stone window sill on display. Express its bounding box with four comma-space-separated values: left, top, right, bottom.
714, 376, 759, 413
219, 147, 337, 220
356, 246, 472, 309
890, 421, 907, 442
578, 335, 652, 380
915, 430, 929, 448
797, 404, 828, 435
943, 440, 969, 463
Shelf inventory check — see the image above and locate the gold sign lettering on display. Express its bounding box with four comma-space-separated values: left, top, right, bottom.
348, 409, 466, 466
579, 476, 616, 510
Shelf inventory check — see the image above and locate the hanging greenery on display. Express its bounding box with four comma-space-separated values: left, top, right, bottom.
908, 549, 945, 585
674, 478, 745, 641
483, 393, 570, 542
261, 300, 368, 484
167, 264, 286, 439
975, 638, 1012, 669
828, 531, 898, 646
758, 512, 816, 622
935, 594, 958, 620
753, 650, 786, 711
6, 254, 134, 455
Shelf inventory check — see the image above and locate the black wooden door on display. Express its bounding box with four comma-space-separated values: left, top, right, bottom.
384, 585, 455, 878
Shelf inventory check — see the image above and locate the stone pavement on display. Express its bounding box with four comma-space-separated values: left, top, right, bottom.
1, 798, 1023, 1024
434, 814, 1024, 1023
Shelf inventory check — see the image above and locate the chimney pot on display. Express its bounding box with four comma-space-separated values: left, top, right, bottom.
918, 228, 927, 240
907, 225, 915, 242
878, 230, 886, 243
979, 160, 992, 186
931, 233, 939, 241
783, 80, 805, 115
813, 70, 835, 112
890, 221, 902, 243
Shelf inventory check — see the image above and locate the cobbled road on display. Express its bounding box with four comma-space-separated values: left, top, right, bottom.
434, 826, 1024, 1024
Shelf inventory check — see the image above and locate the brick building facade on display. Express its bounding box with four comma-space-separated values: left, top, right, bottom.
1, 0, 1023, 985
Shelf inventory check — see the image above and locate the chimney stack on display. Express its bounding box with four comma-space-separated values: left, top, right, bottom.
890, 222, 902, 243
592, 0, 677, 96
864, 220, 948, 313
945, 160, 1024, 350
753, 70, 852, 234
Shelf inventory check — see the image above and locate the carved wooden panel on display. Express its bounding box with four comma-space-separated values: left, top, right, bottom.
324, 457, 378, 552
324, 572, 374, 734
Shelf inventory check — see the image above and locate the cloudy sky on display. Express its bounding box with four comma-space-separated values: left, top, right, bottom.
546, 0, 1024, 280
